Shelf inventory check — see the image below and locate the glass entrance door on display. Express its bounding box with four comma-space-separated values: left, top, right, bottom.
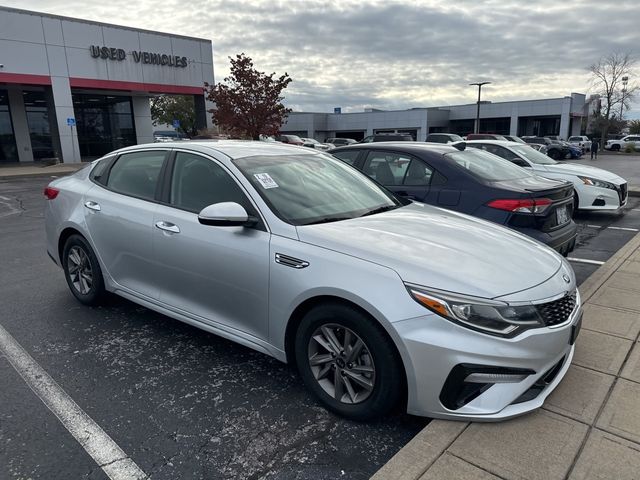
0, 89, 18, 163
72, 93, 137, 159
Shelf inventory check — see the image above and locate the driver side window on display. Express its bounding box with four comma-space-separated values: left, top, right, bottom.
169, 152, 250, 213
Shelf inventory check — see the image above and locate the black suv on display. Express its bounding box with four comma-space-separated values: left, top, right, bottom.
425, 133, 464, 144
522, 137, 571, 160
360, 133, 414, 143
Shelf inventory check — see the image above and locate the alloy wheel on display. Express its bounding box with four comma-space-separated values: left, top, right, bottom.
307, 323, 376, 404
67, 246, 93, 295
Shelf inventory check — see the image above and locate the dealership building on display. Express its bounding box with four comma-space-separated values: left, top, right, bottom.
0, 6, 214, 164
282, 93, 592, 142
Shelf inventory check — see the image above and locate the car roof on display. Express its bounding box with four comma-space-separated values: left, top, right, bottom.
331, 141, 459, 155
111, 140, 325, 160
463, 140, 523, 147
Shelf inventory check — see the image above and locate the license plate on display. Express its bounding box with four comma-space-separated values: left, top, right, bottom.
556, 205, 569, 225
569, 312, 582, 345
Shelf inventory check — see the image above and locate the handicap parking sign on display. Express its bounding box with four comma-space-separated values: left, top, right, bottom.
172, 119, 180, 128
67, 117, 76, 127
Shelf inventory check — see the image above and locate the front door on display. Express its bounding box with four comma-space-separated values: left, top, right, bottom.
153, 151, 271, 340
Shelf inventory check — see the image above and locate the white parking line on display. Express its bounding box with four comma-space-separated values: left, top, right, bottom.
582, 224, 639, 232
567, 257, 606, 266
0, 323, 147, 480
607, 226, 639, 232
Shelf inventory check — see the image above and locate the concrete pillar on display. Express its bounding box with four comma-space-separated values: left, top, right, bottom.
50, 77, 81, 163
558, 98, 571, 140
6, 86, 33, 163
132, 96, 154, 145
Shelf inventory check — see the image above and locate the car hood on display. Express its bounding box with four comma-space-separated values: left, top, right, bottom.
296, 203, 562, 299
539, 163, 625, 183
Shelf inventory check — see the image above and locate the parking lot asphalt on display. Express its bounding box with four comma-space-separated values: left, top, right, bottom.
1, 174, 638, 479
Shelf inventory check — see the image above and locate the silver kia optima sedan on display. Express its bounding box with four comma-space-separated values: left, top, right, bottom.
45, 141, 582, 421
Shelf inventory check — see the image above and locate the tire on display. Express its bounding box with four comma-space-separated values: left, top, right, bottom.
572, 193, 580, 217
548, 149, 561, 160
62, 234, 106, 306
611, 144, 620, 151
294, 303, 403, 421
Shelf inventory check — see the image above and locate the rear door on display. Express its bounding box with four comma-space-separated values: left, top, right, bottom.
84, 149, 169, 299
360, 150, 433, 200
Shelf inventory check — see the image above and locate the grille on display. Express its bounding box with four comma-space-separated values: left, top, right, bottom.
618, 183, 628, 204
536, 292, 576, 326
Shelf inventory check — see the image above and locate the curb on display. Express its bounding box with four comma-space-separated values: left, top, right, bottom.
0, 165, 86, 180
372, 231, 640, 480
629, 186, 640, 198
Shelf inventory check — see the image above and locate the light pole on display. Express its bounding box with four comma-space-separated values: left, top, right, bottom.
619, 76, 629, 120
469, 82, 491, 134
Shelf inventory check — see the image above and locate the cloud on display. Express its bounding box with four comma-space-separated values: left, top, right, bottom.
7, 0, 640, 114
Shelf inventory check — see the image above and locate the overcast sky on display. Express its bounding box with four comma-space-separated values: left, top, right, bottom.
10, 0, 640, 116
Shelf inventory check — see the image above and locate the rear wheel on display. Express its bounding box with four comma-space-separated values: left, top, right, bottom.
62, 234, 106, 306
294, 303, 403, 420
548, 149, 561, 160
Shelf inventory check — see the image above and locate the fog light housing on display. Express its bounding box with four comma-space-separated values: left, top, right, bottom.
440, 364, 535, 410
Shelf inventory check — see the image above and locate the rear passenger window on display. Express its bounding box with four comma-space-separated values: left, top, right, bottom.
331, 150, 360, 165
362, 151, 432, 186
106, 151, 166, 201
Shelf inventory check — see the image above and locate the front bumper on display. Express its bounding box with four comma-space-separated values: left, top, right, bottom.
578, 183, 627, 210
395, 298, 582, 421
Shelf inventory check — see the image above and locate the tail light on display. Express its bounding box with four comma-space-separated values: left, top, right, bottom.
44, 186, 59, 200
487, 198, 552, 214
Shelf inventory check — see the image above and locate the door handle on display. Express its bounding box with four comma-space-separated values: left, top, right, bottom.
84, 201, 101, 211
155, 221, 180, 233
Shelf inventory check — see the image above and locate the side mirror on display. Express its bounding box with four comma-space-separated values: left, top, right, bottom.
198, 202, 257, 227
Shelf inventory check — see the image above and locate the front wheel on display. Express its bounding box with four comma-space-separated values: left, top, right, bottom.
62, 234, 106, 306
548, 149, 561, 160
572, 193, 580, 217
611, 144, 620, 151
294, 303, 403, 420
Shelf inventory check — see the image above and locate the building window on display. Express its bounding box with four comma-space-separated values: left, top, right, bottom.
72, 93, 137, 159
23, 90, 56, 161
0, 89, 18, 163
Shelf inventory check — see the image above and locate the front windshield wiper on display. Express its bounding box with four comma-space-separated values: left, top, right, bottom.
359, 205, 398, 217
302, 217, 353, 226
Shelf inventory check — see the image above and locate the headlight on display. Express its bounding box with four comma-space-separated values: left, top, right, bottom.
406, 285, 544, 337
577, 176, 616, 190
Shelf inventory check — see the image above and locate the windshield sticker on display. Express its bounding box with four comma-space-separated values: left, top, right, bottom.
254, 173, 279, 189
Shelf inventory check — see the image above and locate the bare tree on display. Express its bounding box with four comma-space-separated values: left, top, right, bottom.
588, 52, 638, 146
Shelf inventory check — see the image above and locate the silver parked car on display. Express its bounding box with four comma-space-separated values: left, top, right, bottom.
45, 141, 582, 421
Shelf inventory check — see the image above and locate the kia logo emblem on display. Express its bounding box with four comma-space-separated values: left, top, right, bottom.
562, 274, 571, 283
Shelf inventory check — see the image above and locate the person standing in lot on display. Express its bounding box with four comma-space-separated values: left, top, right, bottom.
591, 138, 599, 160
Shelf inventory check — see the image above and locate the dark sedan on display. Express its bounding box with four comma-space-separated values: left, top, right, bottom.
330, 143, 577, 255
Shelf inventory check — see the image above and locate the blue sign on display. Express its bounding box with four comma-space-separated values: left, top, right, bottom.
334, 107, 341, 114
67, 117, 76, 127
172, 119, 180, 128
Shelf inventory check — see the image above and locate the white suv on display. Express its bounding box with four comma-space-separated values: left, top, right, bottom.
568, 136, 592, 152
605, 135, 640, 151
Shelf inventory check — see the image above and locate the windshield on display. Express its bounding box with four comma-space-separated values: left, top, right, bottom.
506, 136, 527, 144
304, 138, 320, 144
510, 145, 558, 165
233, 154, 402, 225
445, 148, 532, 181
